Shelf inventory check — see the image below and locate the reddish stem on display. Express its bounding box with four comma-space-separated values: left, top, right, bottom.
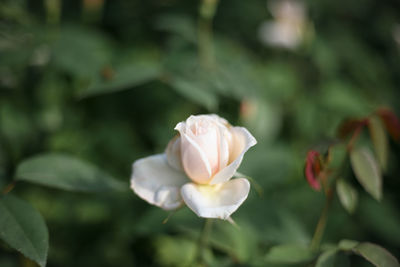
2, 181, 16, 195
347, 119, 368, 151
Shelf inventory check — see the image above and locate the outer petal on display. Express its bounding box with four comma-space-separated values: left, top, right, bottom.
165, 135, 183, 171
130, 154, 188, 210
209, 127, 257, 185
181, 178, 250, 219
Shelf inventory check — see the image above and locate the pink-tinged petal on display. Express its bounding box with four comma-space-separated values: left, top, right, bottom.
165, 135, 183, 171
188, 126, 220, 175
209, 127, 257, 185
130, 154, 188, 210
181, 178, 250, 219
304, 150, 321, 191
180, 133, 213, 184
217, 124, 232, 171
175, 121, 214, 184
185, 114, 229, 128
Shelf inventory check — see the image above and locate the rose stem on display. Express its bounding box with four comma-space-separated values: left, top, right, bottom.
347, 120, 367, 151
310, 139, 353, 250
310, 188, 333, 251
198, 0, 219, 69
196, 218, 213, 264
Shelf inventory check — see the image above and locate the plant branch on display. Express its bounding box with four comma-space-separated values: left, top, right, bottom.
198, 0, 219, 69
347, 120, 368, 151
310, 189, 334, 251
196, 218, 213, 264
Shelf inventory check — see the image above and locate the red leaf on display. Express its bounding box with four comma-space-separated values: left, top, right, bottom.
337, 119, 366, 139
377, 108, 400, 142
305, 150, 321, 191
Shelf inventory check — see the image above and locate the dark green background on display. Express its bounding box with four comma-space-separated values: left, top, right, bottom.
1, 0, 400, 266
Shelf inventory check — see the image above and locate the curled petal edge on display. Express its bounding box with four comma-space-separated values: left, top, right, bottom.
181, 178, 251, 219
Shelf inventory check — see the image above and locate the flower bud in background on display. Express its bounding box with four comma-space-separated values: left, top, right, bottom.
305, 150, 322, 191
130, 114, 257, 219
258, 0, 309, 49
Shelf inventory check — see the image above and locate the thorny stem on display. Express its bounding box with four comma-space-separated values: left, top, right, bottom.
196, 218, 213, 265
198, 0, 219, 69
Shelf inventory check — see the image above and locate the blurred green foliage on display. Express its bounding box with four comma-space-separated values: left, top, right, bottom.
1, 0, 400, 266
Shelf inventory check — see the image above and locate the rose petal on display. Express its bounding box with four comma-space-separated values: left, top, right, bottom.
186, 114, 229, 128
165, 135, 183, 171
181, 178, 251, 219
217, 124, 232, 171
209, 127, 257, 185
130, 154, 188, 210
175, 121, 213, 184
180, 133, 213, 183
187, 125, 219, 174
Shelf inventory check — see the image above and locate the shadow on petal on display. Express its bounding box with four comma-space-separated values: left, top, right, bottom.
131, 154, 188, 210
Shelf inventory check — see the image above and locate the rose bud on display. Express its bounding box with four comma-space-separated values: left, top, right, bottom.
305, 150, 322, 191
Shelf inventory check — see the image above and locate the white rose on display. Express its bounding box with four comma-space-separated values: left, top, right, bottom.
258, 0, 307, 49
130, 114, 257, 219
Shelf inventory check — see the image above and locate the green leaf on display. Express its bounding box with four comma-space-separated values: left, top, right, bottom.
350, 147, 382, 200
338, 239, 359, 250
358, 196, 400, 247
336, 179, 358, 214
52, 26, 112, 77
264, 244, 315, 264
338, 240, 399, 267
316, 249, 338, 267
353, 243, 399, 267
15, 153, 126, 193
0, 194, 48, 267
154, 235, 201, 267
167, 75, 218, 111
154, 14, 197, 43
368, 116, 389, 171
326, 144, 347, 170
320, 81, 370, 117
79, 61, 162, 98
209, 220, 257, 263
